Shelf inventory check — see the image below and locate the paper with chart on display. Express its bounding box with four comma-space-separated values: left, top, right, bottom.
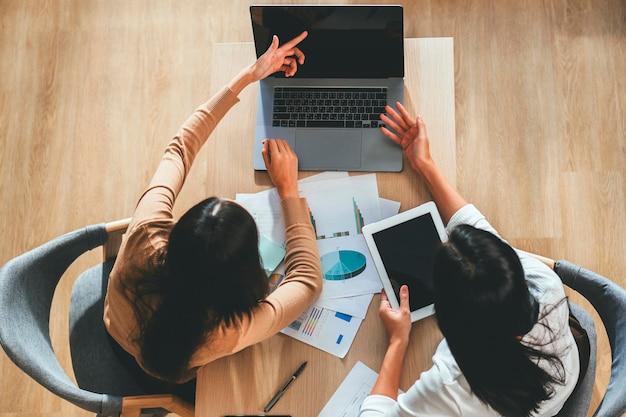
237, 173, 383, 248
316, 234, 382, 299
280, 304, 363, 358
304, 173, 382, 239
236, 172, 399, 357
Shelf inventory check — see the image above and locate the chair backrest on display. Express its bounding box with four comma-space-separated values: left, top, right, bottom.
0, 224, 124, 416
69, 259, 190, 400
555, 260, 626, 417
555, 301, 597, 417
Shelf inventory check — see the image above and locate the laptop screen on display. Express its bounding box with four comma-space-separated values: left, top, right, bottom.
251, 5, 404, 79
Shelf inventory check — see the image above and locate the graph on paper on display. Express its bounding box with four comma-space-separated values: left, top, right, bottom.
288, 306, 324, 338
309, 198, 366, 240
321, 250, 367, 281
353, 198, 365, 234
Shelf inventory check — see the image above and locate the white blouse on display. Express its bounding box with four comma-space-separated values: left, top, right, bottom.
359, 204, 580, 417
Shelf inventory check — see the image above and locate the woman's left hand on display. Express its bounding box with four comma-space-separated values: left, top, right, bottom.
379, 285, 412, 345
250, 31, 308, 81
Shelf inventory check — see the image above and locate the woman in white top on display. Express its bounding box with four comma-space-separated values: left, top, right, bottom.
360, 104, 580, 417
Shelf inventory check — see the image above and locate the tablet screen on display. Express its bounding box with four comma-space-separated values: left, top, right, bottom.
370, 213, 443, 312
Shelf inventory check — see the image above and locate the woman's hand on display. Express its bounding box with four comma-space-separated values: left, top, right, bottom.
250, 31, 308, 81
380, 102, 434, 174
369, 285, 411, 400
229, 31, 308, 95
379, 285, 412, 345
262, 139, 299, 200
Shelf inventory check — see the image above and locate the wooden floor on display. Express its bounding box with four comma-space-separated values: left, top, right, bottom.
0, 1, 624, 416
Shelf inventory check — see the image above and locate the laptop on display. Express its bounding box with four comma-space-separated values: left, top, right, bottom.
250, 5, 404, 172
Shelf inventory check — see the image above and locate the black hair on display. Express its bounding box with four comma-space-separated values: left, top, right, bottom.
129, 197, 268, 382
433, 224, 565, 417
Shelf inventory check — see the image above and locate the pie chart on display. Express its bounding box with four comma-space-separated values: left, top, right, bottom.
321, 250, 367, 280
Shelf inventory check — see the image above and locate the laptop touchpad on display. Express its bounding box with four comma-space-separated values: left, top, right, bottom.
295, 130, 362, 170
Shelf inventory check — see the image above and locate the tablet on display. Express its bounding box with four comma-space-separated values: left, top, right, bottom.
362, 201, 447, 322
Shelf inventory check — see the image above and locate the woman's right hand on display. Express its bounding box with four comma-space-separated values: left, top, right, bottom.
228, 31, 307, 96
250, 31, 308, 81
380, 102, 434, 174
262, 139, 299, 200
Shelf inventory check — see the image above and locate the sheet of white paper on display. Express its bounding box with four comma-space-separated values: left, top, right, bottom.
380, 197, 402, 218
237, 174, 391, 249
236, 189, 285, 248
281, 305, 362, 358
299, 171, 349, 183
317, 361, 379, 417
313, 293, 374, 320
299, 174, 382, 239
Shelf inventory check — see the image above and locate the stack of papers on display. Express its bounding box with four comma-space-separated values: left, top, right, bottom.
236, 172, 400, 357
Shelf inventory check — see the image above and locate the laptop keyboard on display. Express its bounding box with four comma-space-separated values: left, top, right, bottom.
271, 87, 387, 128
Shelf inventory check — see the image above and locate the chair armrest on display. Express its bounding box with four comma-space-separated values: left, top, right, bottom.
518, 250, 556, 270
103, 218, 131, 262
122, 394, 195, 417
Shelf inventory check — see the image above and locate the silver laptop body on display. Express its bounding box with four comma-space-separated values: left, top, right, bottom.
250, 5, 404, 172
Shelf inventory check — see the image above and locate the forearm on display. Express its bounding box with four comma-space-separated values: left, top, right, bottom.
417, 159, 467, 224
227, 64, 255, 96
280, 197, 323, 293
370, 338, 409, 400
160, 86, 238, 180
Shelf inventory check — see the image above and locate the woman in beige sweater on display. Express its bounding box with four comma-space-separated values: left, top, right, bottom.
103, 31, 322, 385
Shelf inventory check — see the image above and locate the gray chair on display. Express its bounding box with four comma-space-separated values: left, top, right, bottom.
0, 220, 194, 417
555, 301, 597, 417
531, 255, 626, 417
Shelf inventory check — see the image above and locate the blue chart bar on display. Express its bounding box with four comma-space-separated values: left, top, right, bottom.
321, 250, 367, 280
308, 206, 317, 235
353, 198, 365, 234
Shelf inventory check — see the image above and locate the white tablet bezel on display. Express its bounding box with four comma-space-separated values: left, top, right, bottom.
362, 201, 448, 322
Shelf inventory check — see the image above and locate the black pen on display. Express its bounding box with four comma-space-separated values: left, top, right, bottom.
263, 361, 307, 412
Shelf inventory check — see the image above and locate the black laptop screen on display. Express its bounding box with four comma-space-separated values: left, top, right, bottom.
251, 5, 404, 79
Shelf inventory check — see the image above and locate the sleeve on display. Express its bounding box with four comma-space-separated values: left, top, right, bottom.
360, 395, 401, 417
359, 362, 462, 417
445, 204, 499, 237
127, 86, 240, 233
229, 196, 323, 350
105, 87, 240, 353
359, 342, 464, 417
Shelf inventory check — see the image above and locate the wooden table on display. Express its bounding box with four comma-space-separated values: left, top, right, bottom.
194, 38, 456, 417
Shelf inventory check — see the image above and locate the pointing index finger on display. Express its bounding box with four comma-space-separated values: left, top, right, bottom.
280, 30, 308, 51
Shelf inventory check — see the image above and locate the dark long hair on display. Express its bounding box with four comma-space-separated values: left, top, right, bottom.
433, 224, 565, 417
131, 197, 268, 382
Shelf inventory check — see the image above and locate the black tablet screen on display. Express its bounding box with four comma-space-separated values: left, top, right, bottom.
371, 214, 443, 312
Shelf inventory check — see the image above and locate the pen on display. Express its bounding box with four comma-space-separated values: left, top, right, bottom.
263, 361, 307, 412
